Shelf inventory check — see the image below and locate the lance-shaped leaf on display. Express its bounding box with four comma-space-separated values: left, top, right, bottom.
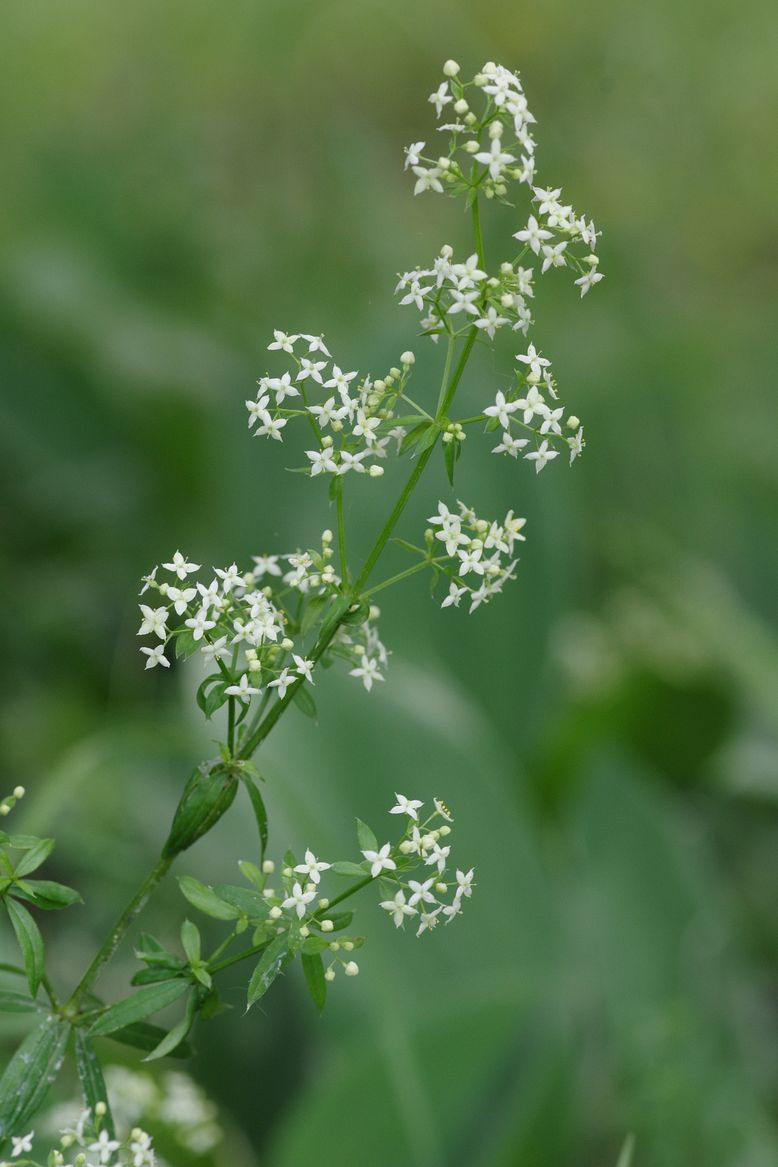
0, 990, 39, 1014
246, 933, 290, 1009
301, 952, 327, 1013
331, 860, 367, 877
88, 978, 189, 1037
12, 879, 82, 910
13, 838, 54, 878
243, 776, 269, 864
213, 884, 269, 918
104, 1020, 192, 1060
355, 818, 377, 853
178, 875, 240, 921
163, 763, 238, 859
143, 988, 199, 1062
0, 1017, 70, 1144
74, 1032, 116, 1141
5, 897, 45, 996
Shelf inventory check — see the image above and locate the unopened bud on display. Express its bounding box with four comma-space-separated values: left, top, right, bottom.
321, 919, 334, 932
369, 465, 384, 477
13, 786, 25, 799
262, 859, 275, 874
567, 415, 580, 430
442, 59, 460, 77
344, 960, 360, 976
269, 906, 282, 919
401, 350, 415, 365
325, 967, 336, 981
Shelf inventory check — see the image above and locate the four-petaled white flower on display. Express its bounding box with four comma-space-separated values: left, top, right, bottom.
138, 605, 168, 639
185, 608, 216, 641
403, 140, 425, 169
475, 136, 516, 179
484, 391, 520, 430
294, 849, 331, 885
163, 551, 200, 580
380, 889, 418, 928
225, 673, 261, 699
407, 877, 437, 907
428, 82, 452, 117
390, 793, 424, 820
11, 1131, 34, 1158
269, 667, 294, 699
293, 654, 315, 683
524, 440, 559, 473
282, 880, 317, 919
362, 842, 397, 878
513, 215, 553, 254
349, 657, 384, 691
89, 1130, 121, 1165
516, 344, 550, 378
140, 644, 170, 670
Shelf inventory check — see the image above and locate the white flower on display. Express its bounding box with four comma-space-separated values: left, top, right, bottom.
185, 608, 216, 641
294, 849, 331, 885
524, 440, 560, 472
254, 416, 288, 441
475, 306, 510, 339
416, 908, 442, 936
138, 605, 168, 639
282, 880, 317, 919
390, 793, 424, 820
268, 667, 294, 699
349, 657, 384, 691
297, 357, 327, 383
246, 395, 271, 428
11, 1132, 34, 1158
403, 141, 425, 169
433, 797, 454, 822
380, 889, 418, 928
449, 288, 480, 316
492, 431, 529, 457
516, 385, 545, 424
166, 585, 197, 615
162, 551, 200, 580
484, 391, 520, 430
539, 406, 564, 436
441, 582, 467, 608
89, 1130, 121, 1164
457, 547, 484, 576
225, 674, 261, 699
568, 426, 585, 464
309, 397, 349, 428
541, 241, 568, 272
428, 82, 452, 117
574, 270, 604, 296
139, 566, 158, 594
293, 655, 315, 683
324, 366, 358, 397
407, 877, 437, 907
424, 840, 451, 873
513, 215, 553, 254
140, 644, 170, 670
362, 842, 397, 878
201, 635, 229, 661
303, 333, 332, 356
268, 372, 299, 404
215, 563, 242, 592
475, 136, 516, 179
130, 1129, 155, 1166
253, 555, 283, 578
268, 329, 298, 353
306, 448, 338, 476
516, 344, 550, 379
413, 166, 444, 195
455, 868, 475, 898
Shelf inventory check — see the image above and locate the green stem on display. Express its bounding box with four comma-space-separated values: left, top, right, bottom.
363, 558, 438, 598
67, 856, 173, 1008
335, 478, 349, 586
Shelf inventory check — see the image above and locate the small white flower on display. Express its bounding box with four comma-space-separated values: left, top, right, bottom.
389, 793, 424, 820
214, 563, 243, 592
568, 426, 585, 464
513, 214, 553, 254
407, 877, 437, 907
162, 550, 200, 580
424, 840, 451, 873
201, 635, 229, 661
185, 607, 216, 641
303, 333, 332, 357
433, 797, 454, 822
11, 1131, 34, 1158
282, 880, 317, 919
428, 82, 452, 117
293, 654, 315, 683
380, 889, 418, 928
475, 305, 510, 339
574, 270, 604, 296
441, 582, 467, 609
306, 448, 338, 476
138, 605, 168, 639
254, 416, 288, 441
474, 136, 516, 179
225, 674, 261, 699
413, 165, 444, 195
349, 657, 384, 691
268, 329, 299, 353
294, 849, 331, 885
89, 1130, 121, 1165
268, 667, 294, 699
492, 431, 529, 457
166, 585, 197, 615
455, 868, 475, 899
140, 644, 170, 670
524, 440, 560, 473
416, 908, 442, 936
540, 241, 568, 273
484, 391, 520, 430
403, 140, 425, 169
516, 343, 550, 379
139, 566, 158, 594
362, 842, 397, 878
297, 357, 327, 383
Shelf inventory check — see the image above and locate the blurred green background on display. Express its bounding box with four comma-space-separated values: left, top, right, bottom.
2, 1, 777, 1164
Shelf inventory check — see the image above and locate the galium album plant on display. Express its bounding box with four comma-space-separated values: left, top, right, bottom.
0, 59, 602, 1162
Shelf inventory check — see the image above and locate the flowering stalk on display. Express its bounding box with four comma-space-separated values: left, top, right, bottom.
0, 58, 603, 1154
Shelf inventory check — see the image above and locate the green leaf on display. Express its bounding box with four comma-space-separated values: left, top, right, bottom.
331, 860, 368, 877
88, 978, 189, 1037
104, 1021, 192, 1059
11, 879, 82, 910
13, 838, 54, 878
213, 884, 269, 918
293, 685, 318, 720
322, 911, 354, 931
178, 875, 239, 920
301, 952, 327, 1013
174, 628, 200, 660
243, 776, 269, 864
443, 437, 458, 486
0, 990, 39, 1014
342, 599, 371, 626
247, 933, 290, 1009
143, 990, 199, 1062
163, 763, 238, 859
615, 1134, 635, 1167
0, 1017, 70, 1145
131, 966, 184, 986
238, 860, 264, 890
74, 1032, 116, 1141
6, 897, 45, 996
180, 919, 201, 964
415, 422, 440, 454
5, 835, 45, 850
301, 594, 331, 637
399, 421, 429, 454
356, 818, 377, 853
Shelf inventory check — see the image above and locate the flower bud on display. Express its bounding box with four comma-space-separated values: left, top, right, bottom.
369, 465, 384, 477
321, 919, 334, 932
401, 351, 415, 365
269, 906, 282, 919
464, 139, 479, 154
344, 960, 360, 976
489, 120, 503, 139
330, 941, 340, 952
262, 859, 275, 874
325, 967, 336, 981
321, 529, 333, 543
299, 925, 310, 938
318, 897, 330, 908
454, 98, 468, 115
440, 244, 454, 259
342, 941, 354, 951
567, 415, 580, 429
95, 1101, 107, 1117
442, 59, 460, 77
13, 786, 25, 799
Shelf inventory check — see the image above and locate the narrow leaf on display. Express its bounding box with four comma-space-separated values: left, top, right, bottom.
213, 884, 269, 918
243, 777, 269, 864
293, 686, 317, 720
331, 860, 367, 877
6, 898, 45, 996
356, 819, 378, 853
301, 594, 330, 637
12, 879, 82, 910
301, 952, 327, 1012
104, 1021, 192, 1059
180, 920, 201, 964
0, 990, 39, 1014
13, 838, 55, 878
0, 1017, 70, 1144
177, 875, 239, 921
246, 933, 290, 1009
74, 1032, 116, 1142
88, 979, 189, 1037
143, 990, 199, 1062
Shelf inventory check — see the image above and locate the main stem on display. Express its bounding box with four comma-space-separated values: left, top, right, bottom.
69, 194, 485, 1001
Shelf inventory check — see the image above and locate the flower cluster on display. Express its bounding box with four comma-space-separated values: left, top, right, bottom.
137, 538, 388, 704
0, 785, 25, 818
248, 331, 417, 480
426, 500, 527, 613
3, 1104, 156, 1167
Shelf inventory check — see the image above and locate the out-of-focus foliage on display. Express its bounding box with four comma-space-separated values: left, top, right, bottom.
1, 2, 777, 1165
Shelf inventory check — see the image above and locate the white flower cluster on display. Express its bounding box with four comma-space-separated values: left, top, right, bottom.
484, 344, 584, 471
376, 793, 474, 937
396, 245, 534, 340
5, 1106, 156, 1167
137, 540, 387, 698
248, 331, 417, 480
428, 501, 527, 613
